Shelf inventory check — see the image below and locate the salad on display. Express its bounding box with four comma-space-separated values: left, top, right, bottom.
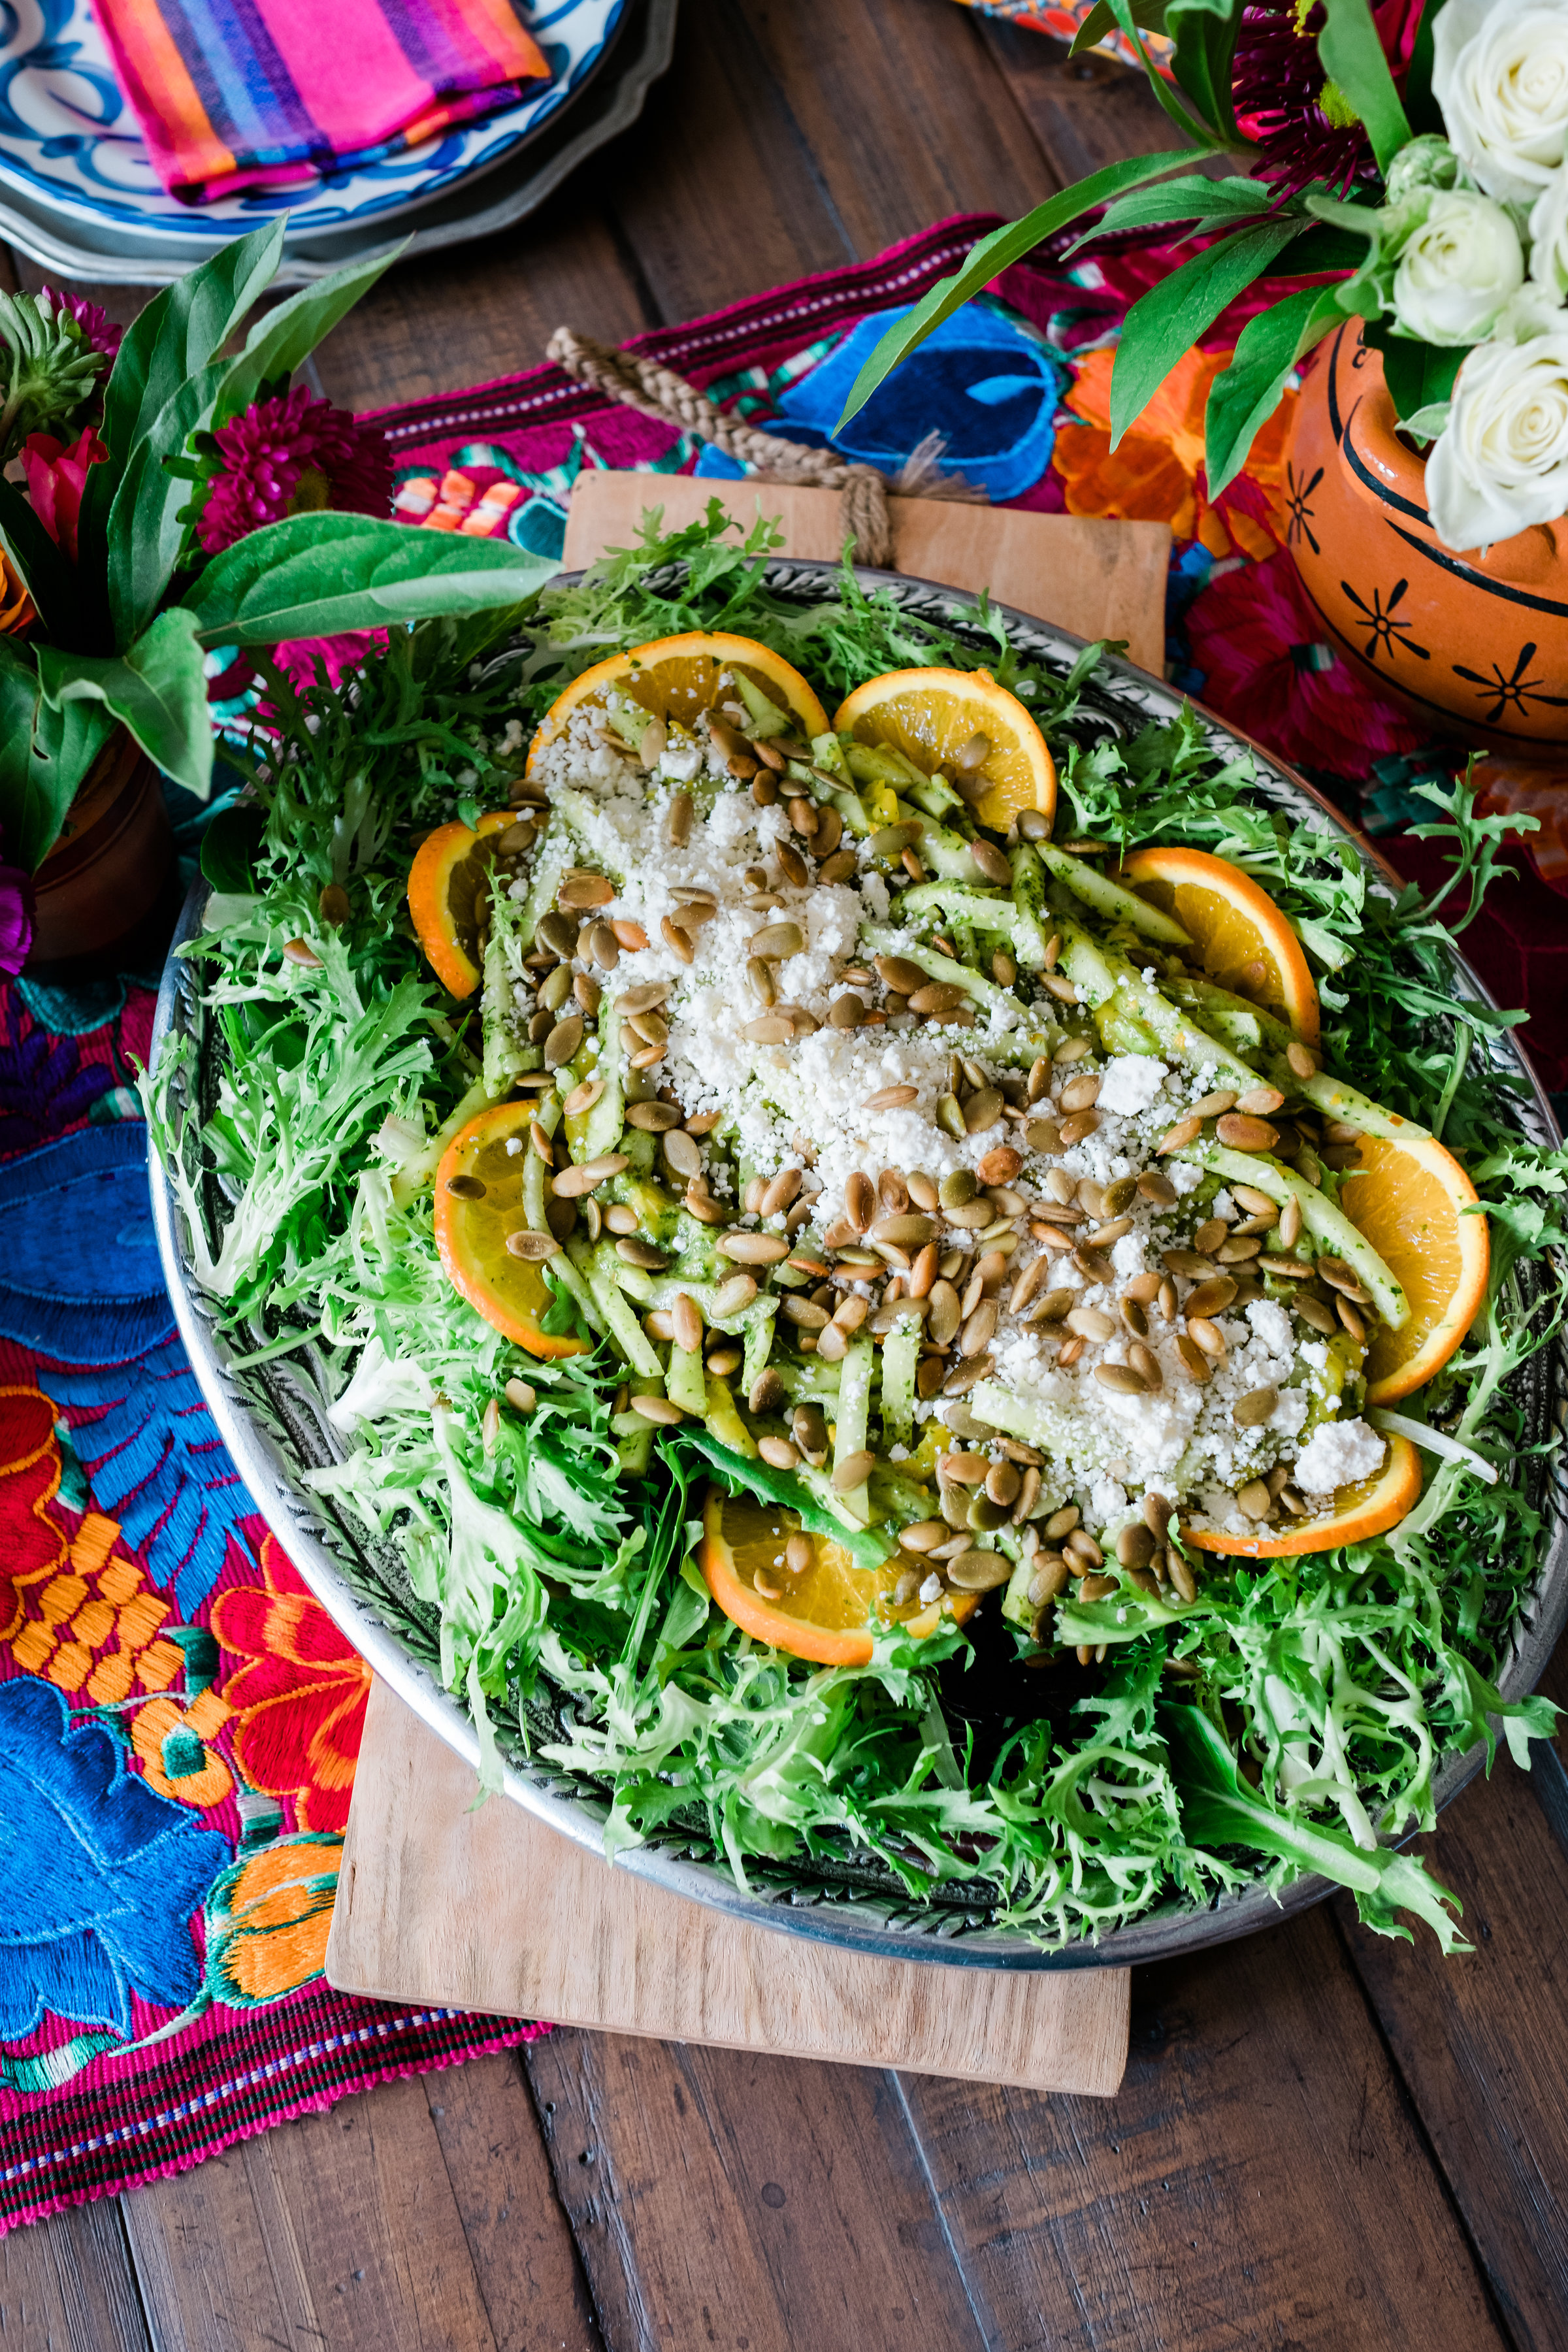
150, 508, 1565, 1953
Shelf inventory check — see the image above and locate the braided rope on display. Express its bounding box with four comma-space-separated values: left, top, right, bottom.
547, 325, 984, 569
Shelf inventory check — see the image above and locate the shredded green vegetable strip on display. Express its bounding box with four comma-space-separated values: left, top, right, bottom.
145, 503, 1563, 1955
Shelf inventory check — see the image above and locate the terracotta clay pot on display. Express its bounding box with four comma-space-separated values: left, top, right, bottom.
26, 726, 176, 973
1286, 320, 1568, 753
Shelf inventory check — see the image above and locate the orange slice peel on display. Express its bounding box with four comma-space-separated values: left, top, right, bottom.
407, 809, 512, 998
699, 1488, 975, 1666
1121, 844, 1320, 1044
527, 632, 828, 773
434, 1100, 587, 1359
1339, 1131, 1490, 1404
1186, 1431, 1422, 1558
833, 665, 1055, 836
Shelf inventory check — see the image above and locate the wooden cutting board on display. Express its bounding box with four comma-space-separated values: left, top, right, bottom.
327, 1678, 1130, 2097
562, 470, 1171, 678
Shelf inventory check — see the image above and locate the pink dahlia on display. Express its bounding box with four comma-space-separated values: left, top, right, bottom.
195, 386, 394, 557
39, 286, 122, 363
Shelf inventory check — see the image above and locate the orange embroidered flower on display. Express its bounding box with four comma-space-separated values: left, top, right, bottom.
204, 1833, 342, 2004
211, 1537, 370, 1833
1054, 345, 1296, 561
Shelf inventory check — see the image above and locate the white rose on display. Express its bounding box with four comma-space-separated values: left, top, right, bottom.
1530, 164, 1568, 296
1435, 0, 1568, 204
1426, 331, 1568, 549
1392, 190, 1524, 344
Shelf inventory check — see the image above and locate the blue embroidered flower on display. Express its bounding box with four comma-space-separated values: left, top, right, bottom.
0, 1679, 229, 2040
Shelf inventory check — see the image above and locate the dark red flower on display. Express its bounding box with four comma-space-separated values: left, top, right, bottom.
1232, 0, 1419, 199
19, 428, 108, 561
195, 386, 393, 557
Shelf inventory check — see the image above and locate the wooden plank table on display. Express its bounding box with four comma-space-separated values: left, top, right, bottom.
5, 1, 1567, 2342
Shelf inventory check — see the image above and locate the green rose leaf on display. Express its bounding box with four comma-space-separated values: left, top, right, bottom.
0, 638, 118, 872
832, 147, 1199, 433
37, 606, 213, 798
1205, 284, 1344, 498
181, 513, 561, 647
1109, 216, 1305, 448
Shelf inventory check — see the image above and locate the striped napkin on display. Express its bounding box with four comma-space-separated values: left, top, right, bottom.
95, 0, 552, 204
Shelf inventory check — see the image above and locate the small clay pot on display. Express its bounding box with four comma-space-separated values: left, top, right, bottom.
26, 727, 176, 974
1286, 320, 1568, 753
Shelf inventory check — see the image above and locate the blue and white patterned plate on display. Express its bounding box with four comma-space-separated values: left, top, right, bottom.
0, 0, 625, 242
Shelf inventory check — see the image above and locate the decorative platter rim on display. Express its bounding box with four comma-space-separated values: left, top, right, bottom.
0, 0, 626, 239
148, 557, 1568, 1970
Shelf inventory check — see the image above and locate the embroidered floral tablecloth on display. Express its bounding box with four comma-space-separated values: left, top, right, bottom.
6, 202, 1567, 2237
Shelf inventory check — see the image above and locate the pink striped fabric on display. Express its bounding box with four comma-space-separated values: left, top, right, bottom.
93, 0, 552, 203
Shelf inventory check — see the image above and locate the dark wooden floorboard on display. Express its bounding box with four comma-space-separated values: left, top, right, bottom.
123, 2068, 500, 2351
0, 2197, 153, 2352
523, 2027, 993, 2352
423, 2051, 606, 2352
975, 16, 1186, 189
1333, 1652, 1568, 2352
900, 1903, 1511, 2352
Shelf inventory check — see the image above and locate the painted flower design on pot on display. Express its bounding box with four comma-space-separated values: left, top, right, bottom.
210, 1536, 370, 1834
203, 1833, 342, 2006
0, 1676, 228, 2039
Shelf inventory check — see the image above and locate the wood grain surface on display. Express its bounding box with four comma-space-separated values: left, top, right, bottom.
4, 3, 1567, 2347
328, 1680, 1130, 2098
562, 472, 1171, 675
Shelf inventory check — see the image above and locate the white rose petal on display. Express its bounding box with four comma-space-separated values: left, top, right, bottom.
1435, 0, 1568, 204
1392, 189, 1524, 345
1426, 331, 1568, 549
1530, 163, 1568, 298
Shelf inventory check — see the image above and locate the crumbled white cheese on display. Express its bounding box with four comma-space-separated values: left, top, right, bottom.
1294, 1418, 1387, 1497
1097, 1054, 1168, 1116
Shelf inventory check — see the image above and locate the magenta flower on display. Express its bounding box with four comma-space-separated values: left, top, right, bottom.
0, 830, 33, 973
39, 286, 123, 364
270, 631, 389, 693
20, 429, 108, 562
1186, 549, 1426, 774
195, 387, 394, 557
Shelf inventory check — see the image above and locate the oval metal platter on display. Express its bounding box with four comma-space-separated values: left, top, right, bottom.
149, 558, 1568, 1970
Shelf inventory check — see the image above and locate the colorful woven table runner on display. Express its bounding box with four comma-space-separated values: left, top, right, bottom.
7, 208, 1568, 2238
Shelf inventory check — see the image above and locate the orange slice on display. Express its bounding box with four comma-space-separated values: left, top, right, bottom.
1338, 1132, 1490, 1404
527, 632, 828, 772
833, 666, 1055, 836
407, 809, 512, 998
699, 1489, 976, 1666
1120, 845, 1320, 1044
1186, 1432, 1421, 1558
434, 1100, 587, 1359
